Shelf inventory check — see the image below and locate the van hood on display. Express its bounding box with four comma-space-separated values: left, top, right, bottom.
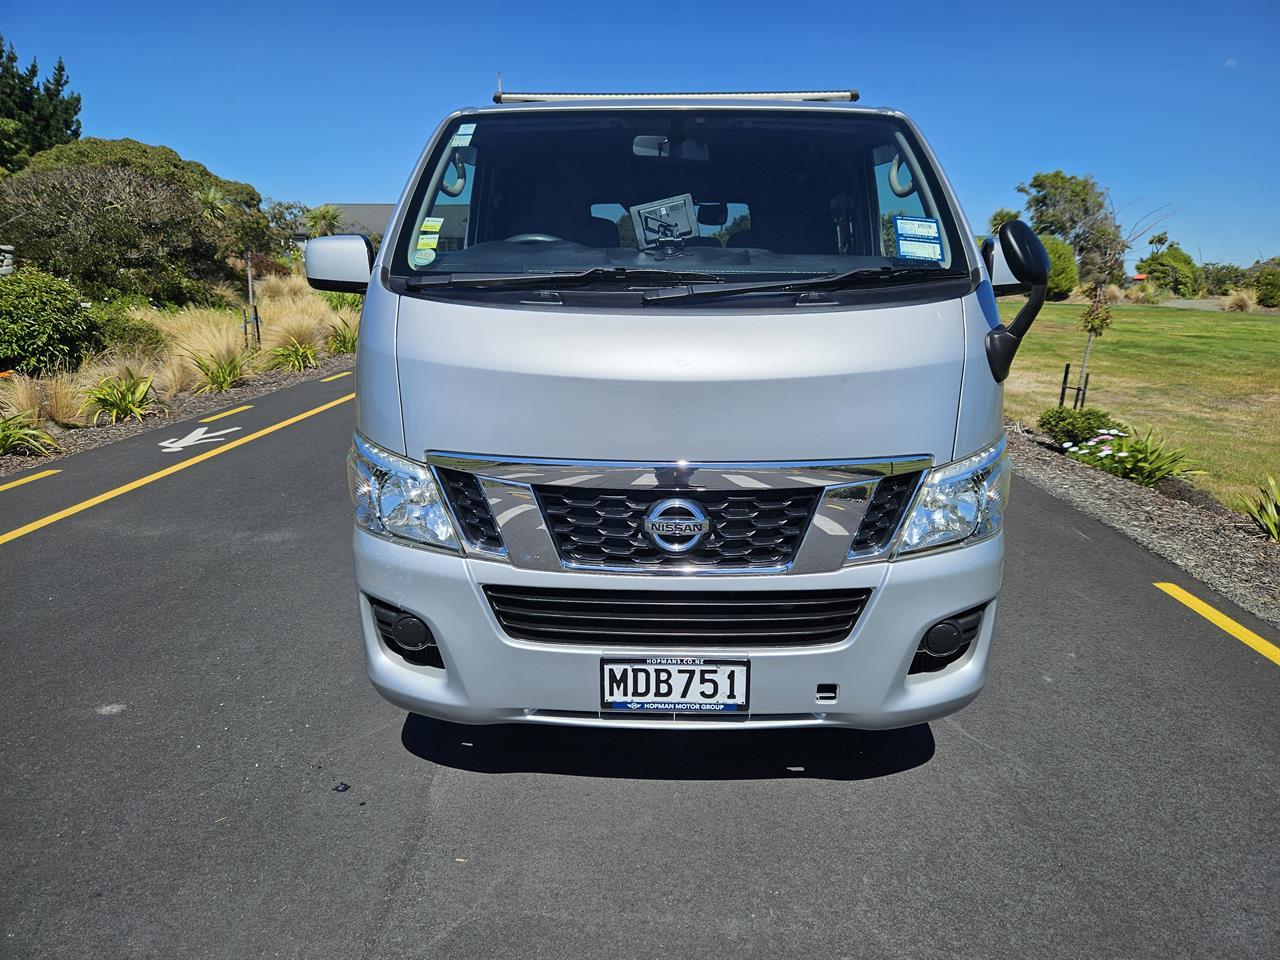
393, 296, 965, 464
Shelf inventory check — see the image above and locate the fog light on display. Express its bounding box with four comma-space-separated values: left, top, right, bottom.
391, 614, 432, 652
922, 620, 964, 658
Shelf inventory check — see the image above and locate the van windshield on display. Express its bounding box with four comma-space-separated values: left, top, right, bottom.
390, 109, 970, 285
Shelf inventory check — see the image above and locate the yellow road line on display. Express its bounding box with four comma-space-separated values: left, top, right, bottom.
0, 469, 61, 494
1154, 582, 1280, 668
321, 371, 353, 382
0, 394, 354, 548
199, 404, 253, 423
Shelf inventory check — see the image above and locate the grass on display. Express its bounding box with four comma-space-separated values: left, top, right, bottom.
1002, 300, 1280, 507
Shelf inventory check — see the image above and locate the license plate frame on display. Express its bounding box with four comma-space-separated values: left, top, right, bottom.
600, 657, 749, 714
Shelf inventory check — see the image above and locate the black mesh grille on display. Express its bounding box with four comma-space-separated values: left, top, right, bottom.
438, 468, 503, 551
485, 585, 872, 646
535, 487, 820, 569
850, 471, 923, 552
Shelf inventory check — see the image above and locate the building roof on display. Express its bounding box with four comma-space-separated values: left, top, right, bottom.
330, 203, 395, 237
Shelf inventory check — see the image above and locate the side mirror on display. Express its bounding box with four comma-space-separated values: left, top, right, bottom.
305, 235, 375, 293
984, 220, 1050, 383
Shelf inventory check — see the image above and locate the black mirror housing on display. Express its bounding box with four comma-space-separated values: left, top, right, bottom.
984, 219, 1050, 383
998, 219, 1050, 287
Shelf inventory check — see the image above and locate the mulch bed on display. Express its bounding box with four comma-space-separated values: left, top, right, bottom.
1006, 420, 1279, 628
0, 355, 354, 479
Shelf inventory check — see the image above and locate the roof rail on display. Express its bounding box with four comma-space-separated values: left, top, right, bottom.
491, 90, 860, 104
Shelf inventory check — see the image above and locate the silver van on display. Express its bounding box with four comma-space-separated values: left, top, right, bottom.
306, 90, 1049, 730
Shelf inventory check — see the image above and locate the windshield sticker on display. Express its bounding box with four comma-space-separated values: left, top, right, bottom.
411, 248, 436, 267
448, 123, 477, 149
420, 216, 444, 233
416, 234, 439, 250
894, 216, 943, 261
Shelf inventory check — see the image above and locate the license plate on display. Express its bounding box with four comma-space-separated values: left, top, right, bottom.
600, 658, 749, 714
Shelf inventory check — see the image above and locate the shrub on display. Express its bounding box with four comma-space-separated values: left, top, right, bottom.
1102, 283, 1123, 304
1224, 289, 1257, 312
265, 338, 317, 372
326, 317, 359, 353
192, 352, 248, 393
89, 299, 169, 354
80, 367, 158, 424
1124, 281, 1164, 305
1201, 263, 1247, 297
0, 372, 44, 419
1063, 428, 1199, 486
1240, 476, 1280, 542
0, 269, 100, 375
0, 410, 58, 455
153, 354, 198, 401
1037, 406, 1120, 446
1135, 242, 1200, 298
1037, 234, 1078, 301
0, 165, 224, 303
42, 372, 85, 426
1256, 268, 1280, 308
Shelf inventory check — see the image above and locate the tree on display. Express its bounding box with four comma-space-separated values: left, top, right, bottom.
1199, 263, 1246, 296
1076, 300, 1112, 389
303, 204, 344, 238
265, 199, 308, 251
0, 33, 81, 174
1038, 234, 1079, 300
0, 165, 224, 302
1136, 241, 1199, 297
1016, 171, 1124, 287
1147, 231, 1168, 254
988, 208, 1020, 233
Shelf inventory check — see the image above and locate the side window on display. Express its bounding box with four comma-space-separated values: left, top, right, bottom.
872, 145, 926, 256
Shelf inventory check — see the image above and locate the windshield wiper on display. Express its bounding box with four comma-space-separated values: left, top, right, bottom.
641, 265, 968, 303
403, 267, 726, 291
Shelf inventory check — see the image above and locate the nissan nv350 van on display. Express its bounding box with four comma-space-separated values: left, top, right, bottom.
306, 90, 1050, 729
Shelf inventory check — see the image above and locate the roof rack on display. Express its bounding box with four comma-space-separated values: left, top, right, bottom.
491, 89, 860, 104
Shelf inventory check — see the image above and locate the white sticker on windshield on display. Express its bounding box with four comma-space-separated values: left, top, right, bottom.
894, 216, 944, 261
449, 123, 476, 148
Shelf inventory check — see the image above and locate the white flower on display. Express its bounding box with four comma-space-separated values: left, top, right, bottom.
1098, 451, 1111, 458
1062, 441, 1074, 449
1116, 452, 1129, 457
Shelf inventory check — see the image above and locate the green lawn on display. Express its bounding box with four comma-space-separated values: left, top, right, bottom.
999, 300, 1280, 508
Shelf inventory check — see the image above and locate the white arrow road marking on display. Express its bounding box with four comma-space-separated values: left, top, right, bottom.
158, 426, 242, 452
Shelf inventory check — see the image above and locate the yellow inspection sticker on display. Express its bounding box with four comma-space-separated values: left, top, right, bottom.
420, 217, 444, 232
416, 234, 439, 250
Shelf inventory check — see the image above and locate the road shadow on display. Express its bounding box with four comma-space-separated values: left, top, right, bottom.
400, 713, 934, 781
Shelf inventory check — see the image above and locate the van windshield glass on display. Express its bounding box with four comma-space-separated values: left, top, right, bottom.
390, 109, 969, 284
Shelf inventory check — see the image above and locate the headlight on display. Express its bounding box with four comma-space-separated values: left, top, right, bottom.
347, 433, 459, 551
895, 436, 1010, 555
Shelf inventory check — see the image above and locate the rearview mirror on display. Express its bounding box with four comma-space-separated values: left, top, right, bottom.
983, 219, 1051, 383
305, 235, 374, 293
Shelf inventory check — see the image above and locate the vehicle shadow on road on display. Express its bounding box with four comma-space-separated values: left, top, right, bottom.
400, 714, 934, 781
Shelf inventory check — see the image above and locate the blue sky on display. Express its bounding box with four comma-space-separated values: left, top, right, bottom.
6, 0, 1278, 267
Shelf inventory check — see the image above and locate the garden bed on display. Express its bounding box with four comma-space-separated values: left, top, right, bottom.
1006, 420, 1280, 628
0, 354, 353, 478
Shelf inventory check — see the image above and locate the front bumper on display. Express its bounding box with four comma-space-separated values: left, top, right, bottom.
353, 528, 1003, 730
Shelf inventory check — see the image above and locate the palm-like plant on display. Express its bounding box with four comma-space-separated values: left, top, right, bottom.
80, 368, 158, 424
195, 186, 231, 225
303, 204, 345, 238
0, 411, 59, 455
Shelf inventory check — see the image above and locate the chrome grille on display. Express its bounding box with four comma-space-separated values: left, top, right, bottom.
535, 487, 819, 570
484, 585, 872, 646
